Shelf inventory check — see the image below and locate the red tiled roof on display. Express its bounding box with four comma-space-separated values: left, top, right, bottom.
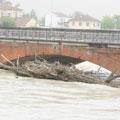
16, 17, 32, 27
69, 12, 100, 22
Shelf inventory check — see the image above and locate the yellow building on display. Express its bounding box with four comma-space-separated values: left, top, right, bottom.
16, 17, 39, 27
67, 12, 101, 29
0, 1, 39, 28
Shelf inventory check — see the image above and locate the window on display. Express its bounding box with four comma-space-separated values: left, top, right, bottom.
79, 22, 82, 26
86, 22, 89, 26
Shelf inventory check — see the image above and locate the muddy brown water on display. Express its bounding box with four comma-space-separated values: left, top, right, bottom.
0, 69, 120, 120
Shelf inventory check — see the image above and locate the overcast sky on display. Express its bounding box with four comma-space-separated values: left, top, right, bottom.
10, 0, 120, 19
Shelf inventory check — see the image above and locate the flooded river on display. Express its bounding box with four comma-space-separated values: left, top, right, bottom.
0, 69, 120, 120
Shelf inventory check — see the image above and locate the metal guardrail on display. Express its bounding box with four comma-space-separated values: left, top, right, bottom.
0, 27, 120, 45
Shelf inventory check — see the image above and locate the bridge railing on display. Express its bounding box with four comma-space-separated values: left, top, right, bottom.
0, 27, 120, 45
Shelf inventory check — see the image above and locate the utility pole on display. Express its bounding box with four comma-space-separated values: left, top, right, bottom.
50, 0, 53, 27
50, 0, 53, 40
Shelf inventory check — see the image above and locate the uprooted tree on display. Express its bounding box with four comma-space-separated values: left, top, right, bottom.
0, 55, 120, 88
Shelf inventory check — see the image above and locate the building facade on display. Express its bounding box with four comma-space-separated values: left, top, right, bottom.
67, 12, 101, 29
0, 2, 23, 18
16, 17, 39, 27
45, 11, 101, 29
45, 12, 71, 28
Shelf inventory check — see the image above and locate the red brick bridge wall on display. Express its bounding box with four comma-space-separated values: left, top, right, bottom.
0, 41, 120, 74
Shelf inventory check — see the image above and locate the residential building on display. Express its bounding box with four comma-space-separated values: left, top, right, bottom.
44, 12, 71, 28
0, 2, 23, 18
16, 17, 39, 27
67, 12, 101, 29
44, 11, 101, 29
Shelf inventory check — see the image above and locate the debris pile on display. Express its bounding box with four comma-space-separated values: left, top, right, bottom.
0, 58, 120, 88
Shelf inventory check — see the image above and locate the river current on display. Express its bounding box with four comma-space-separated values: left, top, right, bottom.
0, 69, 120, 120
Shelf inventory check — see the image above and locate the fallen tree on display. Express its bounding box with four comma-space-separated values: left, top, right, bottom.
0, 58, 120, 88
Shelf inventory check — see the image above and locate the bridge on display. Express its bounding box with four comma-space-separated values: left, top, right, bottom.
0, 27, 120, 73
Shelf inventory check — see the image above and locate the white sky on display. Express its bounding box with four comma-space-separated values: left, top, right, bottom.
10, 0, 120, 19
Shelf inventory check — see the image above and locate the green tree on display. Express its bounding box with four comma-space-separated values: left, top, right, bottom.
101, 16, 114, 29
113, 15, 120, 29
0, 17, 16, 27
30, 9, 37, 20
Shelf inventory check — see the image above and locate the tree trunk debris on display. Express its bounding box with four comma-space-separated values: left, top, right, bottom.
0, 58, 120, 88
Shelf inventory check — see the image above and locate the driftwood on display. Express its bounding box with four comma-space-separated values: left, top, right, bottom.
1, 54, 14, 66
0, 59, 120, 88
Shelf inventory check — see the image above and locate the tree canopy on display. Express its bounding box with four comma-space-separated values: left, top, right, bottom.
101, 15, 120, 29
0, 17, 16, 27
112, 15, 120, 29
30, 9, 37, 20
101, 16, 114, 29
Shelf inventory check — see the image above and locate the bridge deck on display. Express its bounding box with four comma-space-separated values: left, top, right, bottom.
0, 27, 120, 45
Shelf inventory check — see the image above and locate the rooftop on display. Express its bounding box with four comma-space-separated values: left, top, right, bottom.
69, 12, 100, 22
16, 17, 32, 27
52, 12, 70, 18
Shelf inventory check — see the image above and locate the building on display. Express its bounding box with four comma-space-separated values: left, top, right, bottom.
67, 12, 101, 29
0, 1, 40, 28
44, 11, 101, 29
16, 17, 39, 27
44, 12, 71, 28
0, 2, 23, 18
